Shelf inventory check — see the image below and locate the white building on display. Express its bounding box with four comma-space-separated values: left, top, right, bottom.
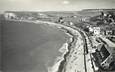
93, 27, 101, 35
4, 13, 17, 19
89, 26, 94, 32
69, 22, 74, 25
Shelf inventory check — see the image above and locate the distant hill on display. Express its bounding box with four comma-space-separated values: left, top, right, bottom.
3, 9, 115, 26
4, 11, 76, 18
77, 9, 115, 17
82, 9, 115, 12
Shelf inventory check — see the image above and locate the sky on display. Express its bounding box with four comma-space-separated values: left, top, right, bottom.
0, 0, 115, 13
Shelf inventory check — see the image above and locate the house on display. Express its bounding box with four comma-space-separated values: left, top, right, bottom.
105, 30, 115, 36
4, 13, 17, 19
86, 26, 100, 35
93, 27, 101, 35
92, 43, 115, 70
105, 30, 112, 35
89, 26, 93, 32
69, 22, 74, 25
102, 26, 115, 36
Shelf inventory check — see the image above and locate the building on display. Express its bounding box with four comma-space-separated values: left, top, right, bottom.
89, 26, 93, 32
102, 27, 115, 36
92, 43, 115, 70
87, 26, 101, 36
4, 12, 17, 19
93, 27, 101, 35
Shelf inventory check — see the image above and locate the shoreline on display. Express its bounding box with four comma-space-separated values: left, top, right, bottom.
5, 19, 86, 72
47, 28, 75, 72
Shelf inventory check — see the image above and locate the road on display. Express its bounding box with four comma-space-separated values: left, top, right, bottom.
7, 19, 94, 72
